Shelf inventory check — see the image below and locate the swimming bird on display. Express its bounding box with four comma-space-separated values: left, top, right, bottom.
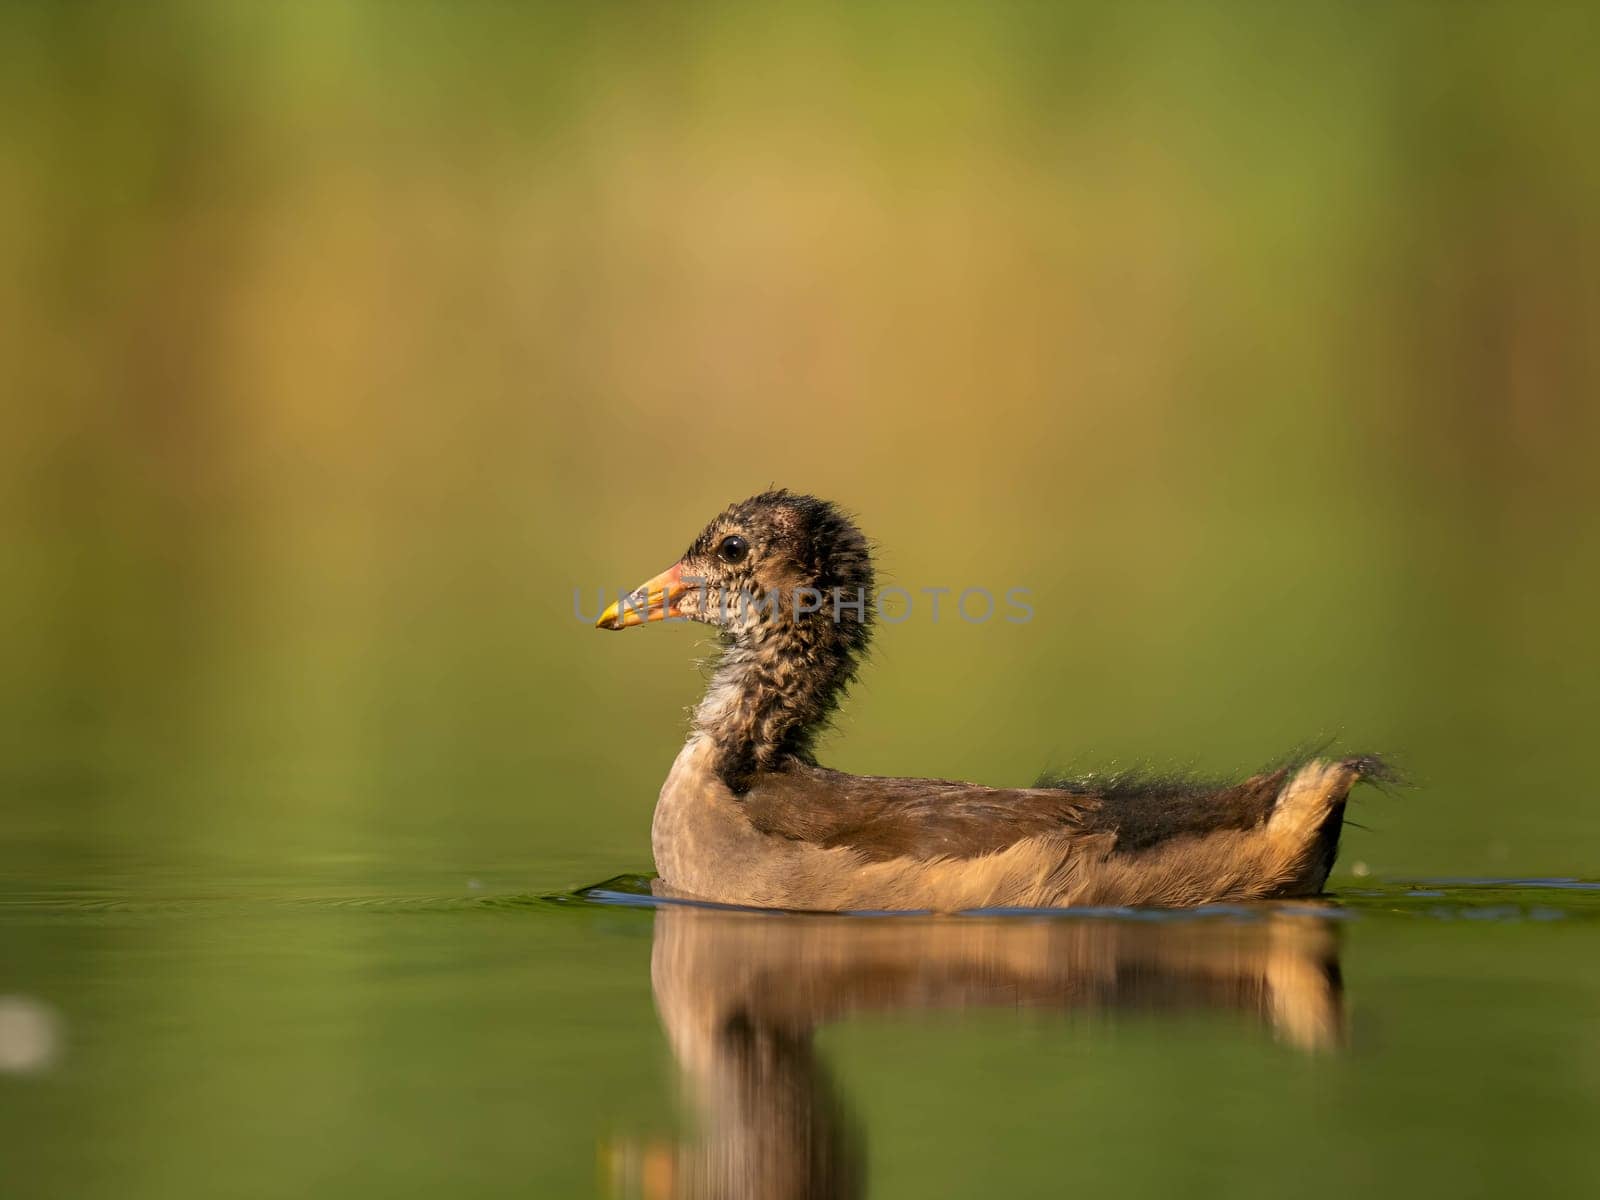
596, 489, 1381, 911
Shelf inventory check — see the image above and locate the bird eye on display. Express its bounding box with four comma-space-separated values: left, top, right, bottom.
717, 534, 749, 565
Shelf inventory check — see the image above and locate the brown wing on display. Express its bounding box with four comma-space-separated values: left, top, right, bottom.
739, 762, 1098, 862
739, 762, 1291, 864
1076, 768, 1290, 852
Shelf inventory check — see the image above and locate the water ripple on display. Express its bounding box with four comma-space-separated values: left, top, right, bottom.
2, 876, 1595, 922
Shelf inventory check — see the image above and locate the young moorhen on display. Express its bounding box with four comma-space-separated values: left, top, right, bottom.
596, 489, 1381, 911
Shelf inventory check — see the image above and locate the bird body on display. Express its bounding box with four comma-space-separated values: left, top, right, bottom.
598, 490, 1378, 912
653, 735, 1365, 910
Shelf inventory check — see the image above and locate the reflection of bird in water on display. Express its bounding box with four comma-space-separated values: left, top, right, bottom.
597, 490, 1386, 911
605, 905, 1345, 1200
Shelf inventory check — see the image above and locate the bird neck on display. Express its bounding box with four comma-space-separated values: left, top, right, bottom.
693, 618, 865, 794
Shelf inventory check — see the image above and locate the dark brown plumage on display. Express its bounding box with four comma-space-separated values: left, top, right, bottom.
740, 762, 1299, 864
596, 490, 1381, 911
740, 763, 1095, 863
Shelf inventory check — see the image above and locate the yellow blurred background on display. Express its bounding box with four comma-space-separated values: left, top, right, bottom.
4, 1, 1598, 887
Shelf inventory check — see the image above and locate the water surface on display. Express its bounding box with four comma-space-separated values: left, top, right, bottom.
3, 876, 1597, 1198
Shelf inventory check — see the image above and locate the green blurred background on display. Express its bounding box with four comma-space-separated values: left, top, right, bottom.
4, 6, 1600, 1199
4, 0, 1598, 890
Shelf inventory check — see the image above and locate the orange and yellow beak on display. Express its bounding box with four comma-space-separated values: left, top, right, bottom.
596, 562, 691, 630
